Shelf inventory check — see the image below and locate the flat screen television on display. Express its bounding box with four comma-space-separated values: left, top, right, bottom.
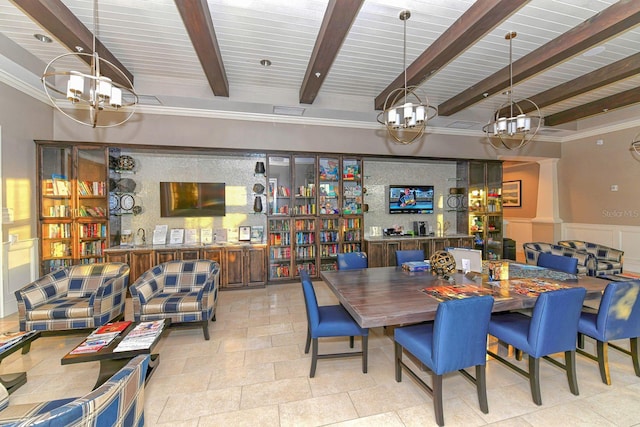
388, 185, 434, 214
160, 182, 225, 217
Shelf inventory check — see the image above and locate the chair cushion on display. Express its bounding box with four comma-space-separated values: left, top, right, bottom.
395, 323, 435, 369
138, 292, 202, 315
314, 305, 368, 338
26, 297, 91, 320
488, 312, 532, 354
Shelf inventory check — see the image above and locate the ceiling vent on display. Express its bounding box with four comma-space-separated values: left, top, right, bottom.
273, 106, 305, 116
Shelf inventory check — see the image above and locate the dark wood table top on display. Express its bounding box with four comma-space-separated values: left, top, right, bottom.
320, 267, 607, 328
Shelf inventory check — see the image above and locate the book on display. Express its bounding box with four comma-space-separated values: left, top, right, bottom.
93, 321, 132, 335
402, 261, 430, 272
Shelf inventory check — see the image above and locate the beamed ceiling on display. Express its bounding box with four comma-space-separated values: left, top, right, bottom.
2, 0, 640, 141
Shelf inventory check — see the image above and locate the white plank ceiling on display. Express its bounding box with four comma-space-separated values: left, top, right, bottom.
2, 0, 640, 138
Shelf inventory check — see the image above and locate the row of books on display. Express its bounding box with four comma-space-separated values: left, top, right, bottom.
78, 223, 108, 238
69, 321, 132, 354
45, 223, 72, 238
114, 320, 165, 352
78, 206, 107, 217
78, 181, 107, 196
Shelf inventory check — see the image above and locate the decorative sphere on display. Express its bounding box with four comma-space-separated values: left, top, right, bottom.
429, 250, 456, 276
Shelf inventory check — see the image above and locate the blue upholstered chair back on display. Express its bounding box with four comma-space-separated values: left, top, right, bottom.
537, 252, 578, 274
395, 250, 425, 266
594, 280, 640, 341
432, 296, 494, 374
528, 287, 586, 357
337, 252, 368, 270
300, 271, 320, 331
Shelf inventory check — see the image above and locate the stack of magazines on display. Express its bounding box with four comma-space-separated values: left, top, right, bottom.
0, 331, 37, 353
114, 320, 165, 352
70, 321, 132, 354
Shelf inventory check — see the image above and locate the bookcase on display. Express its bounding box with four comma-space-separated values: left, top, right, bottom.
266, 154, 363, 281
37, 143, 109, 274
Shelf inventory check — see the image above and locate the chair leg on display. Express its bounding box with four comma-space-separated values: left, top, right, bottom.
577, 332, 585, 349
394, 342, 403, 382
476, 365, 489, 414
211, 313, 216, 322
349, 335, 354, 348
515, 348, 523, 361
529, 357, 542, 405
596, 341, 611, 385
202, 321, 210, 340
566, 350, 579, 396
362, 335, 368, 374
432, 373, 444, 427
310, 338, 319, 378
304, 327, 311, 354
631, 337, 640, 377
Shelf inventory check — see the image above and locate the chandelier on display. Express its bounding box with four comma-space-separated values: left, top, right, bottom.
483, 32, 541, 150
377, 10, 437, 145
41, 0, 138, 128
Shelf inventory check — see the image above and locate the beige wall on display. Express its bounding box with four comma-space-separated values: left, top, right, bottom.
502, 161, 539, 219
559, 127, 640, 226
51, 110, 562, 161
0, 83, 53, 242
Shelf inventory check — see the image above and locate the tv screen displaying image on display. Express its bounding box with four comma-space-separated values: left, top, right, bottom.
160, 182, 225, 217
389, 185, 434, 214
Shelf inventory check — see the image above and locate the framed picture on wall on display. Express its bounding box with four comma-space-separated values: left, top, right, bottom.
239, 226, 251, 241
502, 180, 521, 207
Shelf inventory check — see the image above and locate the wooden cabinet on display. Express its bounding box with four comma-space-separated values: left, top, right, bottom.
466, 161, 503, 260
37, 143, 109, 275
105, 245, 266, 289
366, 236, 475, 268
223, 245, 266, 289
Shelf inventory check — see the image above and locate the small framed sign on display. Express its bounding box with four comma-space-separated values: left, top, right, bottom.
502, 180, 522, 207
250, 225, 264, 243
239, 226, 251, 241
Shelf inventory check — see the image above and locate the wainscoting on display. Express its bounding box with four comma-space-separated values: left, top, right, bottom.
504, 218, 640, 273
1, 238, 38, 317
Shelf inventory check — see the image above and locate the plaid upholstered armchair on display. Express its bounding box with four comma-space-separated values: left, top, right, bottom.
523, 242, 592, 275
129, 260, 219, 340
0, 355, 149, 426
15, 263, 130, 332
558, 240, 624, 276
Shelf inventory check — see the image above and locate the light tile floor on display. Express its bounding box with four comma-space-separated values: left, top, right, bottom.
2, 281, 640, 426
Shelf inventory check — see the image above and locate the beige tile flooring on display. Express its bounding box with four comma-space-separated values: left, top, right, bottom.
2, 280, 640, 426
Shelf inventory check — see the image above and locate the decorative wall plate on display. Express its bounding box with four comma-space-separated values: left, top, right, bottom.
109, 194, 119, 211
120, 194, 135, 210
118, 155, 136, 171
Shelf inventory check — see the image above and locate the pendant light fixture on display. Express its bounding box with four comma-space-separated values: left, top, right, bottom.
483, 32, 541, 150
41, 0, 138, 128
377, 10, 437, 145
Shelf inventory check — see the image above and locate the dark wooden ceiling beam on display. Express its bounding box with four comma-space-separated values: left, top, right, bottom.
300, 0, 363, 104
11, 0, 133, 87
438, 1, 640, 116
499, 51, 640, 117
175, 0, 229, 97
544, 86, 640, 126
375, 0, 528, 111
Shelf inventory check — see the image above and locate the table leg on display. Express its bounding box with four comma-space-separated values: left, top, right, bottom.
0, 372, 27, 394
93, 354, 159, 390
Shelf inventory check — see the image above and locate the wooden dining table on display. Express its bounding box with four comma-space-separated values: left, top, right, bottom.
319, 266, 607, 328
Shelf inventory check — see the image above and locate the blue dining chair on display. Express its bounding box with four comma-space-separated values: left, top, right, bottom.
395, 249, 425, 266
577, 280, 640, 385
337, 252, 368, 270
394, 296, 494, 427
536, 252, 578, 274
487, 287, 586, 405
300, 271, 368, 377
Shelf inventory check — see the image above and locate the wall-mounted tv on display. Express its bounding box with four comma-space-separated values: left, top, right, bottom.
389, 185, 434, 214
160, 182, 225, 217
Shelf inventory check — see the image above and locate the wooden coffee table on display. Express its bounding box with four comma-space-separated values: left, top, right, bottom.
61, 320, 168, 390
0, 331, 40, 394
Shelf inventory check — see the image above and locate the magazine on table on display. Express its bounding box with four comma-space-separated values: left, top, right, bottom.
70, 336, 115, 354
0, 331, 37, 352
91, 321, 132, 335
114, 320, 165, 352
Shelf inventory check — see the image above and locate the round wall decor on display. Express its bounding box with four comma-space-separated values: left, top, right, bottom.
118, 155, 136, 171
120, 194, 135, 210
109, 194, 119, 211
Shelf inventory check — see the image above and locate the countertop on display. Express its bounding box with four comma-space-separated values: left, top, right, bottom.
104, 242, 264, 251
364, 234, 472, 241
